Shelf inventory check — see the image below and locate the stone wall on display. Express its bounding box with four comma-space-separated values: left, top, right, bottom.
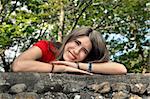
0, 73, 150, 99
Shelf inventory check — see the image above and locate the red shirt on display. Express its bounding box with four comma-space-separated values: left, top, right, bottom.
33, 40, 57, 63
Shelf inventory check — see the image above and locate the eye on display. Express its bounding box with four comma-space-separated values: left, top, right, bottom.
74, 40, 81, 45
82, 48, 88, 54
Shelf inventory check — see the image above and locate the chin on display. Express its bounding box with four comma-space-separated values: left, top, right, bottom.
64, 57, 72, 61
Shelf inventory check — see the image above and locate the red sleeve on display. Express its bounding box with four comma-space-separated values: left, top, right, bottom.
33, 40, 56, 63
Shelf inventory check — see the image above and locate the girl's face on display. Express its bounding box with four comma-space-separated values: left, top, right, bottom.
63, 36, 92, 62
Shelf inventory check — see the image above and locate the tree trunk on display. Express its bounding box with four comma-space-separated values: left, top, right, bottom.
58, 2, 64, 42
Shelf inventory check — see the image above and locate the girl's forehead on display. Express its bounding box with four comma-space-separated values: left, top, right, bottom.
76, 36, 90, 40
77, 36, 92, 48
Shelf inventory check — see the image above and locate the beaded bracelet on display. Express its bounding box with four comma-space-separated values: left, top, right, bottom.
88, 62, 92, 72
51, 63, 55, 73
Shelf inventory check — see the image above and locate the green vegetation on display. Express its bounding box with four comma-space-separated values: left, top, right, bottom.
0, 0, 149, 72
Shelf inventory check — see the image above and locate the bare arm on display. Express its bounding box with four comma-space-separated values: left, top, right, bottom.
52, 61, 127, 74
78, 62, 127, 74
12, 46, 58, 72
12, 46, 92, 75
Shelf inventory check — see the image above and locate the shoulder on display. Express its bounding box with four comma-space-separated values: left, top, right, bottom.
33, 40, 55, 48
33, 40, 49, 46
32, 40, 51, 53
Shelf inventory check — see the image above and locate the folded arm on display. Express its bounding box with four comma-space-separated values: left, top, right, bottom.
78, 62, 127, 74
12, 46, 92, 75
51, 61, 127, 74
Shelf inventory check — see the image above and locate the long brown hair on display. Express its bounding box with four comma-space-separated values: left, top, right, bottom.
57, 27, 109, 63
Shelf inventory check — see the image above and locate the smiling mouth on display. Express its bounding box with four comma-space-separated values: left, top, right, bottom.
68, 50, 76, 60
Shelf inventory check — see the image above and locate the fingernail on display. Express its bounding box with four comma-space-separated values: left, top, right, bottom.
90, 73, 94, 75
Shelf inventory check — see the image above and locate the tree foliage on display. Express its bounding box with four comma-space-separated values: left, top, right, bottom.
0, 0, 149, 72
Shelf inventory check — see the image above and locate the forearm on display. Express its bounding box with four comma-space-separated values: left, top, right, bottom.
12, 60, 65, 72
12, 60, 93, 75
78, 62, 127, 74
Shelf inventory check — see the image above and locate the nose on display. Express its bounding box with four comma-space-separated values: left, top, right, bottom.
74, 46, 82, 54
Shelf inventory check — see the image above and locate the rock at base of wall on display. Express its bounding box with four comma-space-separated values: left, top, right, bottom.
0, 73, 150, 99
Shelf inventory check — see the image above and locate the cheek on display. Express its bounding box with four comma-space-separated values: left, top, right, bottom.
64, 42, 74, 50
63, 43, 73, 60
64, 44, 69, 52
79, 52, 87, 61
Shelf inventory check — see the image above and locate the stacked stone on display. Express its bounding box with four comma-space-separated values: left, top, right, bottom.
0, 73, 150, 99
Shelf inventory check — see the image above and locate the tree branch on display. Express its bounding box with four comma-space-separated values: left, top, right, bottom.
93, 0, 121, 30
70, 0, 93, 33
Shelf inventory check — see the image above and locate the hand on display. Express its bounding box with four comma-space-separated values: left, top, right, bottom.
50, 61, 93, 75
64, 66, 93, 75
51, 61, 78, 68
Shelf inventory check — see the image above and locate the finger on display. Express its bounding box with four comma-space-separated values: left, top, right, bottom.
51, 61, 77, 68
67, 67, 93, 75
52, 61, 68, 64
77, 69, 93, 75
50, 61, 64, 65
